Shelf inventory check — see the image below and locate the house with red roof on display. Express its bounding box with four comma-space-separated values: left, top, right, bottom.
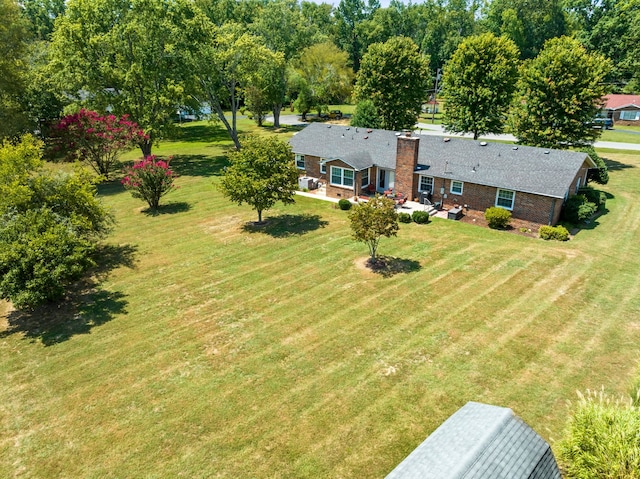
603, 94, 640, 123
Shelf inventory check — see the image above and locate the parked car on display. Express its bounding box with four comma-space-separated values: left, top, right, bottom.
592, 117, 614, 129
328, 109, 343, 120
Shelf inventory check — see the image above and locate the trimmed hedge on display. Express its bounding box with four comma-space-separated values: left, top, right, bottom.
539, 225, 570, 241
562, 194, 597, 224
484, 207, 511, 229
412, 210, 430, 224
397, 212, 412, 223
338, 198, 352, 210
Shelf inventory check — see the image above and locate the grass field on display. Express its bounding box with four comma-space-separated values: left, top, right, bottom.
2, 122, 640, 478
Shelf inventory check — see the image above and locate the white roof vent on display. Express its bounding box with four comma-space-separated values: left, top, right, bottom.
480, 141, 488, 146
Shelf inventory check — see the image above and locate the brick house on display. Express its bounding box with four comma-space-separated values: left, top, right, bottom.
602, 94, 640, 124
289, 123, 595, 226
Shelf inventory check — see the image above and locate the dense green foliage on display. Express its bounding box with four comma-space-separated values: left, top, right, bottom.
562, 194, 598, 223
442, 33, 520, 139
219, 135, 298, 223
350, 100, 381, 129
338, 198, 352, 210
578, 186, 607, 210
582, 147, 610, 185
510, 37, 611, 149
539, 225, 570, 241
484, 206, 512, 229
411, 210, 430, 224
0, 135, 111, 309
49, 0, 199, 155
559, 388, 640, 478
348, 194, 399, 260
355, 37, 430, 131
397, 211, 412, 223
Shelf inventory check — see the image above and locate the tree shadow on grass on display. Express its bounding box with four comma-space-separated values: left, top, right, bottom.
0, 243, 137, 346
603, 156, 635, 171
166, 123, 232, 143
143, 202, 192, 216
96, 179, 125, 197
366, 255, 422, 278
170, 154, 228, 177
241, 214, 329, 238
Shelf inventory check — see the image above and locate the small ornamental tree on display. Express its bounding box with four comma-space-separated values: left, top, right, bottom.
53, 109, 147, 180
348, 195, 399, 262
219, 135, 299, 224
122, 156, 177, 210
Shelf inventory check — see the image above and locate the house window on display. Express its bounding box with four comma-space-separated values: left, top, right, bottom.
320, 158, 326, 174
495, 189, 515, 210
361, 168, 369, 187
575, 176, 581, 194
620, 110, 640, 121
330, 166, 354, 188
295, 154, 305, 170
419, 176, 434, 192
450, 180, 463, 195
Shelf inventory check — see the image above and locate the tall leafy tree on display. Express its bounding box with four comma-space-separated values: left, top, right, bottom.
251, 0, 324, 127
219, 135, 299, 224
483, 0, 568, 59
292, 42, 354, 113
584, 0, 640, 92
187, 22, 282, 149
421, 0, 478, 73
354, 36, 430, 131
510, 36, 611, 149
442, 33, 520, 139
20, 0, 66, 41
49, 0, 198, 156
0, 0, 31, 139
334, 0, 380, 72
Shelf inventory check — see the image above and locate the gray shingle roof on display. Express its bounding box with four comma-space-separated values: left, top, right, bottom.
289, 123, 594, 198
385, 402, 561, 479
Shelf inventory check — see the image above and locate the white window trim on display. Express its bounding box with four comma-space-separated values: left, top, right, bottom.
450, 180, 463, 195
320, 158, 326, 174
295, 154, 305, 170
361, 167, 370, 188
418, 175, 434, 192
330, 165, 355, 189
495, 188, 515, 211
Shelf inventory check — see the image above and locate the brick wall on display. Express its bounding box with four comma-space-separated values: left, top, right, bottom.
298, 155, 327, 183
395, 133, 419, 198
324, 159, 359, 198
430, 177, 561, 225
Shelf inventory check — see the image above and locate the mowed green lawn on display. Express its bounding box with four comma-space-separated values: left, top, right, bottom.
2, 122, 640, 478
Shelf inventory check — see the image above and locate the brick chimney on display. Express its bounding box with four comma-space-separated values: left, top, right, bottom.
395, 130, 419, 199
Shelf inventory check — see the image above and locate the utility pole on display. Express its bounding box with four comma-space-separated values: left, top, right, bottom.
431, 68, 442, 124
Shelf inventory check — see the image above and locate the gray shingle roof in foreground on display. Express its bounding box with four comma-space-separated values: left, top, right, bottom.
385, 402, 562, 479
289, 123, 594, 198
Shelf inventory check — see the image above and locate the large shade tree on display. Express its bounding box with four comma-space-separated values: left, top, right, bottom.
291, 41, 354, 115
510, 36, 611, 149
49, 0, 198, 156
442, 33, 520, 140
0, 0, 31, 139
354, 36, 430, 131
483, 0, 568, 59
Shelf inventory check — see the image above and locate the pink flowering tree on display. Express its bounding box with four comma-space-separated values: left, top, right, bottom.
122, 156, 177, 210
53, 109, 147, 180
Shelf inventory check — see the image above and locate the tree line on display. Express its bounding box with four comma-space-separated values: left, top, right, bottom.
1, 0, 638, 152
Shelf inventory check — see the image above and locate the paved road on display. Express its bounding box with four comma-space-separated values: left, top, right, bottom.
270, 115, 640, 151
